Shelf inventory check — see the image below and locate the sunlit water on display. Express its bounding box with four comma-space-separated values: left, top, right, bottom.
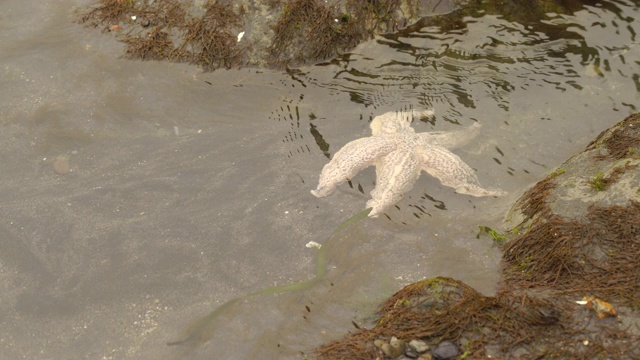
0, 0, 638, 358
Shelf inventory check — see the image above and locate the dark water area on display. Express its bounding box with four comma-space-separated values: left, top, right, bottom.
0, 0, 638, 358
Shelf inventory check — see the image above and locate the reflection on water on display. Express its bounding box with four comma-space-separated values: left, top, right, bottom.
313, 1, 638, 114
0, 0, 638, 359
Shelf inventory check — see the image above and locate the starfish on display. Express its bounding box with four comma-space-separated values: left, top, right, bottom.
311, 109, 506, 217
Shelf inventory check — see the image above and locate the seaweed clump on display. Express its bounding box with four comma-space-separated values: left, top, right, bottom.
318, 277, 560, 360
588, 113, 640, 160
177, 2, 246, 69
81, 0, 247, 70
122, 26, 174, 61
503, 202, 640, 303
80, 0, 135, 28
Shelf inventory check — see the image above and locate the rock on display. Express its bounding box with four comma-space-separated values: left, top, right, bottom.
511, 347, 530, 358
505, 113, 640, 227
79, 0, 429, 70
409, 339, 430, 353
382, 336, 406, 358
404, 349, 419, 358
433, 341, 459, 360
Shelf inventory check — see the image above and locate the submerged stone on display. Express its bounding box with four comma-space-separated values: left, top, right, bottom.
53, 156, 70, 175
433, 341, 459, 360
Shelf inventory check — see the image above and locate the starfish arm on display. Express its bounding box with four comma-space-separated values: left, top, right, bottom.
311, 136, 397, 198
418, 122, 481, 150
369, 111, 420, 136
369, 109, 435, 136
366, 148, 422, 218
418, 145, 506, 197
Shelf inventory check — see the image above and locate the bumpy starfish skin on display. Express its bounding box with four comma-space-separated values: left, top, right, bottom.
309, 136, 397, 198
311, 110, 505, 217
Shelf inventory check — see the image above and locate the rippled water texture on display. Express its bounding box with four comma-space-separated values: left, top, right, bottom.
0, 0, 638, 358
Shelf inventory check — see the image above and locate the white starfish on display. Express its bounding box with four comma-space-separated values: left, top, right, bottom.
310, 109, 506, 217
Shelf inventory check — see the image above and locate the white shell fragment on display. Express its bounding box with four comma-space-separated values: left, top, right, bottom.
305, 241, 322, 249
237, 31, 245, 42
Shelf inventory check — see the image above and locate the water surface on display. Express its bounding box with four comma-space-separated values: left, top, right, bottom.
0, 0, 638, 358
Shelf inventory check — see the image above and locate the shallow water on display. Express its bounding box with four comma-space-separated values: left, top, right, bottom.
0, 0, 638, 358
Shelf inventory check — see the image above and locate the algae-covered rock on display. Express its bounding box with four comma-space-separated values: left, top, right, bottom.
506, 113, 640, 226
79, 0, 435, 70
501, 112, 640, 312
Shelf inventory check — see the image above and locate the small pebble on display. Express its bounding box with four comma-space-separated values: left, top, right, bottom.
381, 337, 406, 358
110, 24, 122, 31
409, 340, 430, 353
53, 157, 70, 175
511, 347, 530, 358
405, 349, 419, 358
433, 341, 459, 360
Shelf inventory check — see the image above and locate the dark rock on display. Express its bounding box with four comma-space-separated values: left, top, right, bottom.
404, 349, 419, 358
433, 341, 459, 360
